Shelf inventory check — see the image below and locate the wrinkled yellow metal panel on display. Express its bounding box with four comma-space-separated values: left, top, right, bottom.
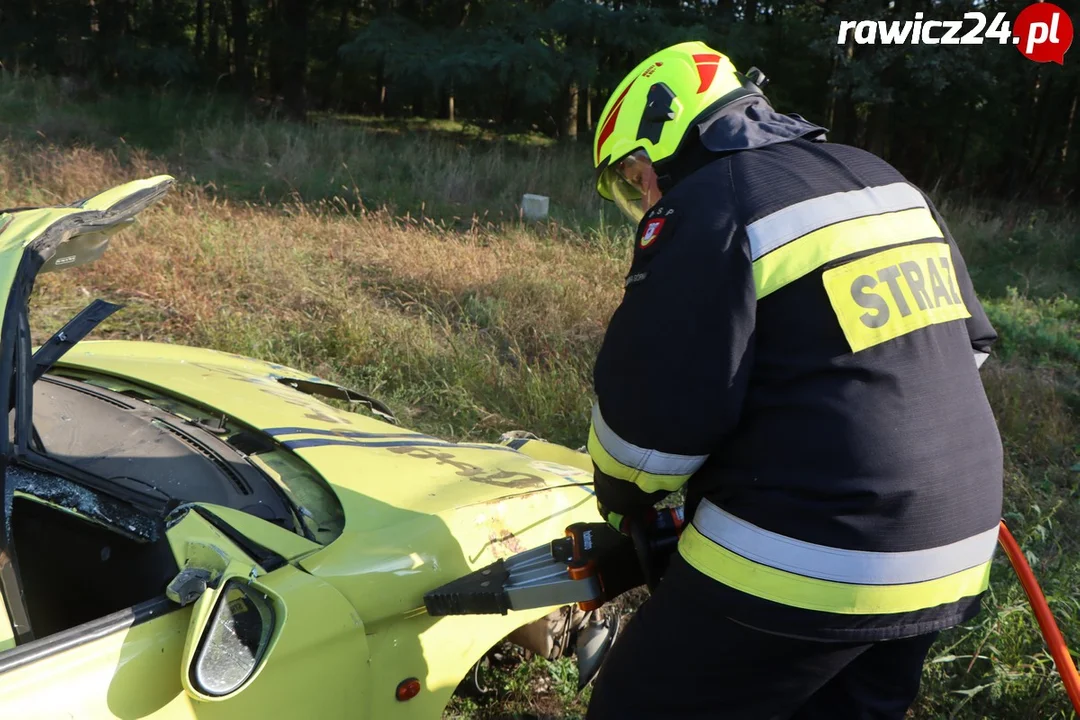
48, 340, 602, 717
183, 565, 370, 718
175, 504, 322, 564
0, 515, 370, 717
316, 486, 597, 719
56, 341, 596, 526
0, 567, 372, 719
0, 176, 173, 315
0, 606, 197, 719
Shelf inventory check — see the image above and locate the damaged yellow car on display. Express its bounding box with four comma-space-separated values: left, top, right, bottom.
0, 176, 612, 718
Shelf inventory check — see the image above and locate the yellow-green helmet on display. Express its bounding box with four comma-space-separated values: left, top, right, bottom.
594, 41, 762, 220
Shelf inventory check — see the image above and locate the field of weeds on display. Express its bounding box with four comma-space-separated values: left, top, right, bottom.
2, 76, 1078, 719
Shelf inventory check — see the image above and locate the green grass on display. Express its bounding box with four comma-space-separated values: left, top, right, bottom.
444, 648, 590, 719
0, 74, 612, 232
1, 72, 1078, 719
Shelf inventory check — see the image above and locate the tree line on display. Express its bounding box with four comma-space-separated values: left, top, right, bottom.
1, 0, 1076, 200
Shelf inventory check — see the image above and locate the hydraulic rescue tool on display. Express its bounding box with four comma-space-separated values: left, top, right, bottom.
424, 507, 684, 617
425, 510, 1080, 714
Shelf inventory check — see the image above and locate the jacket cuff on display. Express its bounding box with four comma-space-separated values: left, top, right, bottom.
593, 467, 669, 516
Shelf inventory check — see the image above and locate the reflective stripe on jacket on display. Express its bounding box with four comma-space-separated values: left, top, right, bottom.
588, 137, 1003, 641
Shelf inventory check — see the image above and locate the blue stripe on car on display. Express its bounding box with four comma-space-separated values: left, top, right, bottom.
279, 437, 523, 453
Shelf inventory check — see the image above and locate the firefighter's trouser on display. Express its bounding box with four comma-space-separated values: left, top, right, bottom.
586, 554, 939, 720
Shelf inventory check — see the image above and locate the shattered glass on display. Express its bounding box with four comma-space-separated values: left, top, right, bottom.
194, 580, 275, 695
7, 465, 158, 542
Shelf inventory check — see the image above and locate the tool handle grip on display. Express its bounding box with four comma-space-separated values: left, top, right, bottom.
652, 506, 686, 534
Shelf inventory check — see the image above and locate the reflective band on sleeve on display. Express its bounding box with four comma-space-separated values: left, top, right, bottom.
753, 207, 944, 299
747, 182, 927, 260
591, 403, 708, 476
693, 500, 999, 584
586, 403, 708, 493
679, 524, 993, 615
588, 426, 693, 492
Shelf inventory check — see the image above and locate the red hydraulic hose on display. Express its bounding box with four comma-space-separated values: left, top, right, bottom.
998, 520, 1080, 715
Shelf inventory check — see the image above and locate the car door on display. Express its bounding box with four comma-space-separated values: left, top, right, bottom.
0, 177, 372, 716
0, 504, 370, 718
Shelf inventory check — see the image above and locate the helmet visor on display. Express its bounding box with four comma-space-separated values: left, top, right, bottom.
602, 150, 661, 224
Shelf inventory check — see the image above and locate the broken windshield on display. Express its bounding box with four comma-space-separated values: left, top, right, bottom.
46, 369, 346, 545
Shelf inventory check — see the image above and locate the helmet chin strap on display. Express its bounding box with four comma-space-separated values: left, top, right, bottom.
653, 165, 679, 196
654, 131, 709, 195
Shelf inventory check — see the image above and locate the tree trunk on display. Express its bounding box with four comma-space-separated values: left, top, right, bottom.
950, 104, 975, 187
1060, 92, 1077, 166
320, 0, 351, 107
208, 0, 221, 76
376, 63, 387, 116
1061, 91, 1079, 197
715, 0, 735, 23
834, 40, 856, 145
584, 84, 593, 131
195, 0, 205, 60
267, 0, 284, 96
866, 102, 888, 159
826, 52, 839, 131
150, 0, 165, 47
279, 0, 308, 120
745, 0, 758, 23
94, 0, 124, 81
1005, 67, 1044, 194
229, 0, 252, 95
448, 83, 455, 122
565, 82, 579, 140
1020, 71, 1054, 194
502, 85, 516, 126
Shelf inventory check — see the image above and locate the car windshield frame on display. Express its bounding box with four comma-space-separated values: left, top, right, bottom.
0, 242, 38, 645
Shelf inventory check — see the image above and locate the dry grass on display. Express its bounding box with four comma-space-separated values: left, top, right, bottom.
0, 75, 612, 229
6, 144, 627, 444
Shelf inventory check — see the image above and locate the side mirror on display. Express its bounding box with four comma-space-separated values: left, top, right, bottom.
180, 576, 279, 701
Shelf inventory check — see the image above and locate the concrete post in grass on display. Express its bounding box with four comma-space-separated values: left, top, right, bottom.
522, 194, 550, 221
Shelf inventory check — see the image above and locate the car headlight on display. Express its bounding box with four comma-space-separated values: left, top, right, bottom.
191, 579, 276, 696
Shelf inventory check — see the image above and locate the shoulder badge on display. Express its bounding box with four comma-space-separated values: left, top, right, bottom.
640, 218, 665, 248
638, 206, 676, 249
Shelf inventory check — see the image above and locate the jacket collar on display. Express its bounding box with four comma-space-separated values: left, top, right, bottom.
656, 97, 828, 193
697, 95, 827, 153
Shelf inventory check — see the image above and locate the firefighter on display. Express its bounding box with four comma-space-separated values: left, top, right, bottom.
585, 41, 1003, 719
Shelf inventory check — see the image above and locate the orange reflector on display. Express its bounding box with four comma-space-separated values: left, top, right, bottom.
396, 678, 421, 702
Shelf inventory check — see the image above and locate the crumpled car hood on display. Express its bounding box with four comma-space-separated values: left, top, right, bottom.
55, 341, 594, 531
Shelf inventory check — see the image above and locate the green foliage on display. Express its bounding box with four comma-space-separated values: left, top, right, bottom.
2, 0, 1077, 195
443, 646, 591, 719
984, 291, 1080, 367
